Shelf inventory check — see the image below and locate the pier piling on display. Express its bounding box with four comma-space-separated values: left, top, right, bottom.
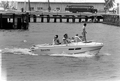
0, 14, 2, 29
13, 14, 16, 29
72, 16, 75, 23
17, 18, 22, 29
85, 16, 88, 22
47, 15, 50, 23
41, 15, 44, 22
33, 15, 36, 22
79, 18, 81, 22
54, 17, 57, 22
60, 15, 62, 22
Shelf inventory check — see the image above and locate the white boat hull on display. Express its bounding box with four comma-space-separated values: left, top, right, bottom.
31, 42, 103, 55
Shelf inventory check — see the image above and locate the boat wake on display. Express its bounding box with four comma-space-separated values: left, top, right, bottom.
0, 48, 111, 58
49, 52, 95, 58
50, 53, 111, 58
0, 48, 38, 56
0, 48, 96, 57
103, 53, 111, 56
0, 48, 96, 58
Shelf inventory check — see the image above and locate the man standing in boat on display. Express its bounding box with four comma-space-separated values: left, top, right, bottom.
82, 23, 87, 42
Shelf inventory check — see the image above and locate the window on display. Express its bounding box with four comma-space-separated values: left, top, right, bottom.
69, 48, 74, 50
31, 7, 34, 11
37, 7, 43, 10
56, 7, 60, 10
75, 48, 81, 50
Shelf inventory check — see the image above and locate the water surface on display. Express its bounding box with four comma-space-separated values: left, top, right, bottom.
0, 23, 120, 81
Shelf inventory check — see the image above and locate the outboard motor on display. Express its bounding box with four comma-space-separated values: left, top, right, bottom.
30, 45, 39, 51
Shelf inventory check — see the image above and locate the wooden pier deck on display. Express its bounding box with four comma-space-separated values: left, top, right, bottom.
29, 11, 103, 23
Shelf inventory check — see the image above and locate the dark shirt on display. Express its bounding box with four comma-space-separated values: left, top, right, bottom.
54, 38, 60, 45
63, 37, 71, 44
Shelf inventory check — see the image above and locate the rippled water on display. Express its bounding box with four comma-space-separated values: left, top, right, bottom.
0, 23, 120, 81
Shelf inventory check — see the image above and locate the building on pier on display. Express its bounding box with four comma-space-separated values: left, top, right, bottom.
16, 0, 105, 12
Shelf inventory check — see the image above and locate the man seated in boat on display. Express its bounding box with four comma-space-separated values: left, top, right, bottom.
74, 34, 82, 42
79, 36, 84, 41
62, 34, 71, 44
53, 35, 61, 45
70, 37, 75, 42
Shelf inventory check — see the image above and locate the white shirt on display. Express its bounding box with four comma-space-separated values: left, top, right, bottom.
74, 36, 82, 42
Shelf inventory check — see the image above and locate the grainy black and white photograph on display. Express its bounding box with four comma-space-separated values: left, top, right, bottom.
0, 0, 120, 81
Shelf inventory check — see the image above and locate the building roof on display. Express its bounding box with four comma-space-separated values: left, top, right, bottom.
9, 0, 105, 3
50, 0, 105, 3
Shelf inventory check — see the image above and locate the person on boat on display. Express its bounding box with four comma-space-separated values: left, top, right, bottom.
79, 36, 84, 41
62, 34, 71, 44
53, 35, 61, 45
82, 23, 87, 42
74, 34, 82, 42
70, 37, 75, 42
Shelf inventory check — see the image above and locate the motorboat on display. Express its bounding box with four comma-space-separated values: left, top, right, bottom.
30, 23, 103, 55
30, 41, 103, 55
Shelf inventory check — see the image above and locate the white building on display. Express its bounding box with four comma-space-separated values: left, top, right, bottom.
17, 0, 105, 12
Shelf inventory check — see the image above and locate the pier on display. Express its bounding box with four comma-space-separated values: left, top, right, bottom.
0, 11, 120, 29
0, 12, 29, 30
103, 14, 120, 26
29, 11, 120, 26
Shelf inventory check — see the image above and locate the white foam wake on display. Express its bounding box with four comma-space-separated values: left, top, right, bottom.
103, 53, 111, 56
49, 52, 95, 58
49, 52, 111, 58
0, 48, 38, 56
